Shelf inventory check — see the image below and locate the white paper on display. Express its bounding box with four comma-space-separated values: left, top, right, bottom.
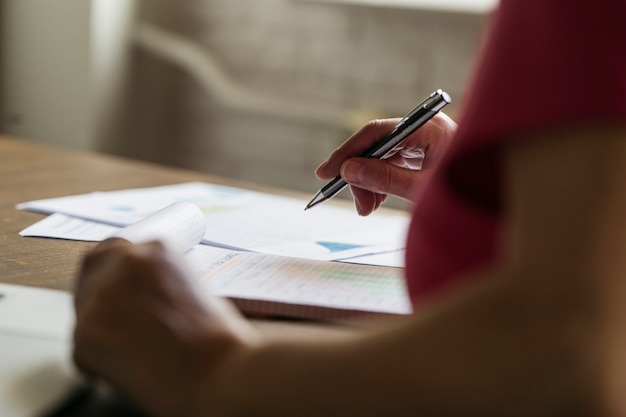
19, 212, 119, 242
112, 202, 206, 254
339, 249, 405, 268
20, 212, 405, 267
0, 284, 79, 417
18, 182, 409, 261
185, 245, 412, 315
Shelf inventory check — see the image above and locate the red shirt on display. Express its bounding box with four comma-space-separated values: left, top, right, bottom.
405, 0, 626, 306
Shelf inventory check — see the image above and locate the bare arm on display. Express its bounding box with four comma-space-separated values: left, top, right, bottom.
73, 126, 626, 417
205, 126, 626, 417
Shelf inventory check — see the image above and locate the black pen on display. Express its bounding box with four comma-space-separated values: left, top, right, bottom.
305, 89, 451, 210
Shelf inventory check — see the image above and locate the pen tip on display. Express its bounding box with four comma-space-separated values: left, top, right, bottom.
305, 193, 326, 210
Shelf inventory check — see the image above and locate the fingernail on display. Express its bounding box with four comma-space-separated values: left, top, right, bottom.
355, 198, 364, 216
341, 160, 364, 183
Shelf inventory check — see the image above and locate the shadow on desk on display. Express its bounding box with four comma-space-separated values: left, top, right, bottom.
44, 385, 148, 417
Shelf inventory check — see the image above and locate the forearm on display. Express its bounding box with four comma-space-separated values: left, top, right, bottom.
199, 127, 626, 417
203, 269, 599, 417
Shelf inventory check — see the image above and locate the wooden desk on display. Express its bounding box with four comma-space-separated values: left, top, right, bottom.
1, 136, 294, 290
0, 136, 356, 416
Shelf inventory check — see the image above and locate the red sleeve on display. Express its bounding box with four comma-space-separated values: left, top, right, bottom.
448, 0, 626, 207
405, 0, 626, 304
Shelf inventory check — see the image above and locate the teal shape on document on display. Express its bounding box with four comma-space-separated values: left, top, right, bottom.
316, 241, 366, 253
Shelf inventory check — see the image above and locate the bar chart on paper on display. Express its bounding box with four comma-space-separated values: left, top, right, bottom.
17, 182, 409, 263
188, 246, 412, 320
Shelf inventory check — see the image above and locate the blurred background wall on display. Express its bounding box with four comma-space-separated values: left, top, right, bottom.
0, 0, 135, 150
0, 0, 490, 204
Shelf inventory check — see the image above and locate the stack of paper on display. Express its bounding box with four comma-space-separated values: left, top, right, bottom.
18, 182, 408, 266
16, 183, 413, 321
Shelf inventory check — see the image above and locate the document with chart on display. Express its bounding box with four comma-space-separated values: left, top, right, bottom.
17, 182, 409, 263
106, 202, 413, 322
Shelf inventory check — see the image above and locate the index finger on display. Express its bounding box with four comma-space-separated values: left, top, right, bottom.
315, 118, 401, 180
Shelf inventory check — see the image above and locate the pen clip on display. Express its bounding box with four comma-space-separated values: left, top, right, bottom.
423, 89, 451, 112
396, 89, 450, 127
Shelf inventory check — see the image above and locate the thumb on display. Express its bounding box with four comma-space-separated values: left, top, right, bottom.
340, 158, 420, 201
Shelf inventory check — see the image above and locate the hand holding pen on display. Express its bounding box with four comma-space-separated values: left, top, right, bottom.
307, 90, 455, 215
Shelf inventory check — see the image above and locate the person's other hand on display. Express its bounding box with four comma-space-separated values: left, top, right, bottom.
315, 113, 457, 215
73, 238, 258, 417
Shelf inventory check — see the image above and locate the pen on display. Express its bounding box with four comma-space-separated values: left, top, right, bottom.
305, 89, 451, 210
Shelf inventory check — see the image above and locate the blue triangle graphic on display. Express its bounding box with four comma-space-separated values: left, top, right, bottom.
316, 241, 366, 253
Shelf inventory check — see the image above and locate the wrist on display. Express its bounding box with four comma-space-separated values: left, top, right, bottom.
188, 330, 261, 417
